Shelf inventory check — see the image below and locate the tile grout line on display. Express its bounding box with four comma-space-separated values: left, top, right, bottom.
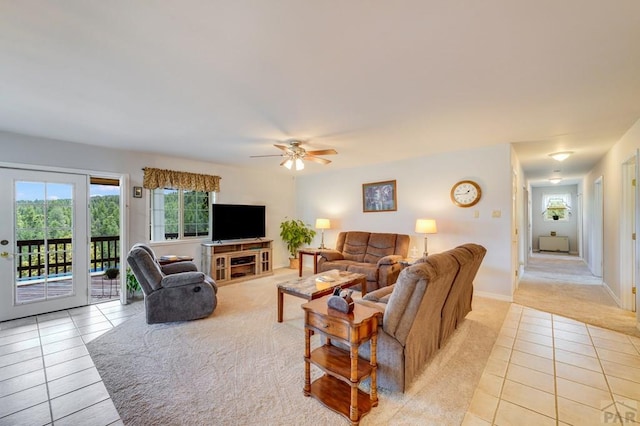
37, 313, 57, 425
585, 324, 624, 423
551, 314, 558, 425
490, 306, 522, 425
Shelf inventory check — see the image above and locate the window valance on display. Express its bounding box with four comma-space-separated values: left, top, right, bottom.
142, 167, 221, 192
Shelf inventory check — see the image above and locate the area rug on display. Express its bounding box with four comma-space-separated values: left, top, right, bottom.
87, 269, 510, 425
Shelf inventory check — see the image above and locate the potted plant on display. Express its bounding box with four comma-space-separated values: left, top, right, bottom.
279, 218, 316, 269
547, 208, 563, 220
126, 267, 141, 301
104, 267, 119, 280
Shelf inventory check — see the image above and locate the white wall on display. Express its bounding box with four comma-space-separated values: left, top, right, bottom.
531, 184, 579, 253
0, 131, 297, 268
584, 118, 640, 303
296, 144, 515, 300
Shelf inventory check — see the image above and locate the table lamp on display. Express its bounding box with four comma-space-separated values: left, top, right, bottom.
415, 219, 437, 257
315, 218, 331, 249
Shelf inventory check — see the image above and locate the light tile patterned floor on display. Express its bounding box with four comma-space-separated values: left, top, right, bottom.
464, 304, 640, 426
0, 300, 143, 425
2, 300, 639, 425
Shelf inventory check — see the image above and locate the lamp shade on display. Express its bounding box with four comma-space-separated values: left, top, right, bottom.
315, 218, 331, 229
415, 219, 437, 234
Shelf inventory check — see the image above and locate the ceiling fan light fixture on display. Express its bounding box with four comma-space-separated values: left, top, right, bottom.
295, 158, 304, 170
283, 158, 293, 170
549, 151, 573, 162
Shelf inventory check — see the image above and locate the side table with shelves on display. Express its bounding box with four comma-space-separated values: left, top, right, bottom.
301, 297, 381, 425
201, 239, 273, 285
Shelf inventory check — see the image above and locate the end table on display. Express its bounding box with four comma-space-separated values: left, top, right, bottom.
297, 248, 323, 277
302, 297, 381, 425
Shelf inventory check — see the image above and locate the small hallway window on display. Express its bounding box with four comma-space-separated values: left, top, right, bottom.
542, 193, 571, 221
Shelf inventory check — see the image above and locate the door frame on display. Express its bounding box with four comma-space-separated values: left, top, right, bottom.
0, 161, 129, 311
621, 154, 637, 311
591, 176, 604, 278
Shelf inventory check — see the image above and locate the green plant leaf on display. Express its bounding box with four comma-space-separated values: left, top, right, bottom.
279, 218, 316, 258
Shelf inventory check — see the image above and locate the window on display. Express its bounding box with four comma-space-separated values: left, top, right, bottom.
542, 193, 571, 221
150, 189, 209, 241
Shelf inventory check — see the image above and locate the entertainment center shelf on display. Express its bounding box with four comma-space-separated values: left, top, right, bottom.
201, 239, 273, 285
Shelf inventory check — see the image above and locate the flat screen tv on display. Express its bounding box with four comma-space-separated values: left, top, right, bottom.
211, 204, 266, 241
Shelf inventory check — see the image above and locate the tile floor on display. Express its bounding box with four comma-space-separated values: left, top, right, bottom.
464, 304, 640, 425
2, 300, 639, 425
0, 300, 143, 426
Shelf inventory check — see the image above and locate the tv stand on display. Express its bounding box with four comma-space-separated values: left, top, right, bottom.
201, 239, 273, 285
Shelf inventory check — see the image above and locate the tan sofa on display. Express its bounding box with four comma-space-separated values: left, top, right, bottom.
354, 243, 487, 392
317, 231, 410, 292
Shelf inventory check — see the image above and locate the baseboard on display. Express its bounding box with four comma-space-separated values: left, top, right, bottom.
602, 281, 623, 308
474, 290, 513, 303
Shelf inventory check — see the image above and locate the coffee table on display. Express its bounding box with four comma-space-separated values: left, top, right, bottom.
277, 269, 367, 323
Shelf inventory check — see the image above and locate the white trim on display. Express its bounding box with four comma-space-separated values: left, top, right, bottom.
602, 280, 623, 308
474, 290, 514, 302
0, 161, 123, 179
119, 174, 129, 305
1, 160, 129, 306
148, 238, 210, 247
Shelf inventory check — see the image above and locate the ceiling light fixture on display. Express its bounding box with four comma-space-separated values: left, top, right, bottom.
549, 177, 562, 184
283, 158, 293, 170
549, 151, 573, 162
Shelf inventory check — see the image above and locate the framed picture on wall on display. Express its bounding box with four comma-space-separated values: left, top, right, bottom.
362, 180, 397, 212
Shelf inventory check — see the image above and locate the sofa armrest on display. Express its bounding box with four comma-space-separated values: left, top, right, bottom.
363, 284, 395, 303
377, 254, 403, 267
319, 249, 344, 262
160, 261, 198, 275
161, 272, 205, 288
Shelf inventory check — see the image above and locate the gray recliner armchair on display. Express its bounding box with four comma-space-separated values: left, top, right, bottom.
127, 245, 217, 324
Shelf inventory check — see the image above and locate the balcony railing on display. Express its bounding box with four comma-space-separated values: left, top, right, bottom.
16, 236, 120, 280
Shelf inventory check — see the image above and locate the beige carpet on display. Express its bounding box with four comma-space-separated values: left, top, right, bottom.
514, 253, 640, 338
87, 269, 510, 425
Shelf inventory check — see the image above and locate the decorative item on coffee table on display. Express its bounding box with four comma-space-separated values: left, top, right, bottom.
302, 297, 381, 425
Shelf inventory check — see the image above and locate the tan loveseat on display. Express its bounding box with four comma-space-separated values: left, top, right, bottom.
353, 243, 486, 392
317, 231, 410, 292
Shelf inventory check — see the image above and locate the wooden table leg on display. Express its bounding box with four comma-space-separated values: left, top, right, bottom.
360, 277, 368, 296
370, 331, 379, 407
298, 252, 304, 277
304, 327, 311, 396
313, 253, 318, 274
277, 288, 284, 322
349, 345, 359, 423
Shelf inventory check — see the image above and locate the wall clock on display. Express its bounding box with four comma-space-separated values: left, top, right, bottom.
450, 180, 482, 207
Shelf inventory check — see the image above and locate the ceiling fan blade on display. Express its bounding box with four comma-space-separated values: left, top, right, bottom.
305, 149, 338, 156
303, 155, 331, 165
279, 158, 291, 166
250, 154, 284, 158
274, 144, 289, 151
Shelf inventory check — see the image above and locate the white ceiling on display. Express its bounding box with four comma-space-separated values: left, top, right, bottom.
1, 1, 639, 181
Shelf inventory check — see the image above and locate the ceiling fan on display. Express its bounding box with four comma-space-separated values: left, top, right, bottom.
250, 140, 338, 170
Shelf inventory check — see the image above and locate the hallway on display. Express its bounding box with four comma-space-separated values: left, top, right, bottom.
514, 253, 639, 337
